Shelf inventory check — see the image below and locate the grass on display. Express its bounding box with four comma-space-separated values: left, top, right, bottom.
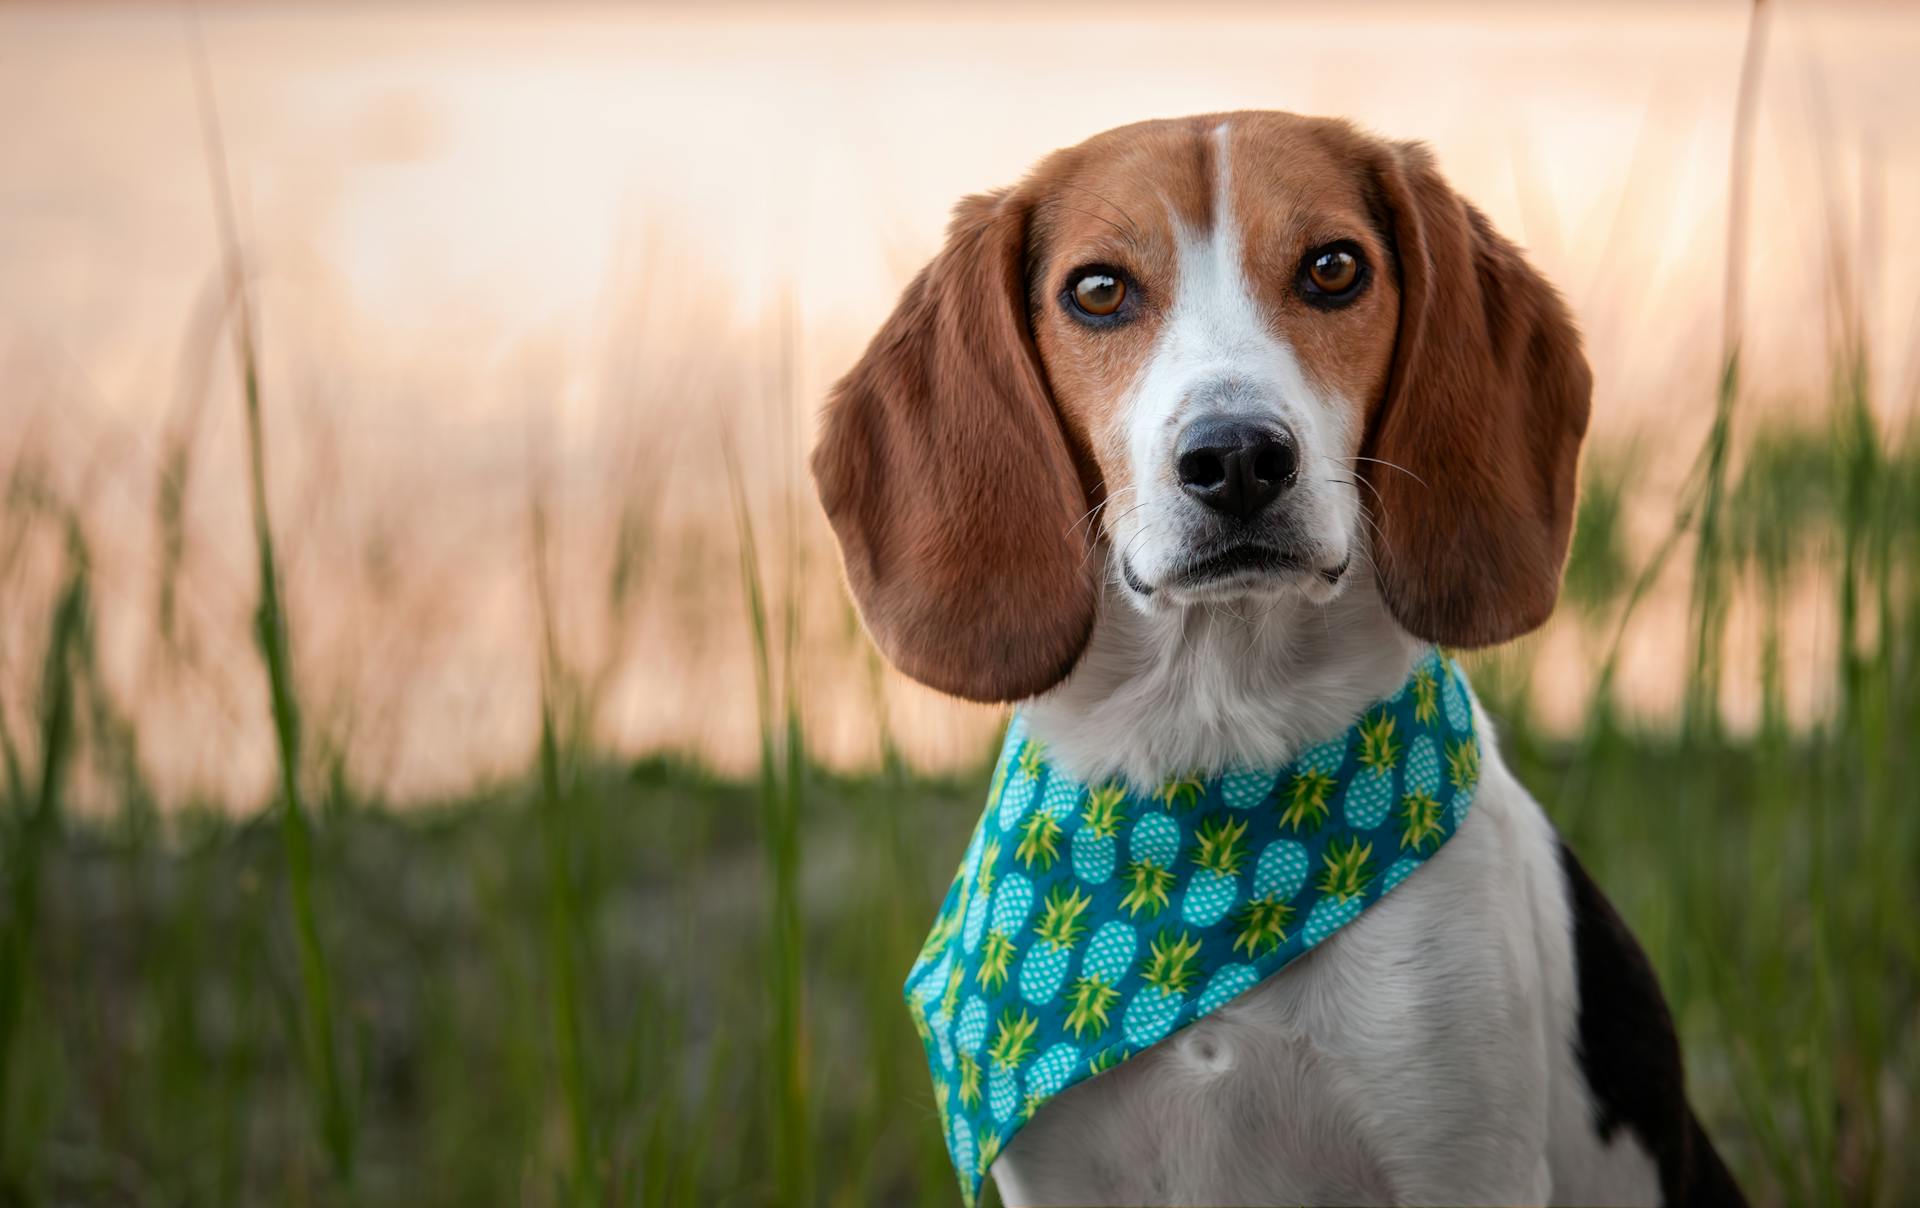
1, 4, 1915, 1203
0, 399, 1915, 1208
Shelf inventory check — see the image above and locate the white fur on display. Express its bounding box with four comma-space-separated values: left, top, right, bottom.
1107, 122, 1359, 611
992, 121, 1662, 1206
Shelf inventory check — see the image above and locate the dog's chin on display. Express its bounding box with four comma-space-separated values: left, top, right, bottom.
1121, 544, 1351, 610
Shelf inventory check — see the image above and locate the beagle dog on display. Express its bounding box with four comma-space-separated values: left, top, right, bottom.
812, 112, 1742, 1207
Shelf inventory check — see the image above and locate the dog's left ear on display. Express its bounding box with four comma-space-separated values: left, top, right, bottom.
1363, 141, 1593, 647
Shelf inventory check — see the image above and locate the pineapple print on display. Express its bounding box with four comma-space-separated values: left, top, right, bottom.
1119, 812, 1181, 918
976, 1129, 1002, 1177
1405, 735, 1442, 796
1398, 788, 1445, 853
1399, 734, 1445, 851
987, 1007, 1039, 1123
1357, 710, 1401, 776
1018, 884, 1093, 1005
1183, 815, 1249, 926
1235, 839, 1308, 957
1344, 711, 1400, 829
1196, 962, 1259, 1015
1123, 928, 1203, 1047
1015, 809, 1064, 872
977, 873, 1035, 993
949, 1115, 977, 1190
1154, 773, 1206, 812
954, 996, 989, 1057
1070, 784, 1126, 884
1410, 661, 1440, 726
1219, 766, 1279, 811
999, 739, 1045, 831
1022, 1041, 1083, 1118
1064, 920, 1135, 1039
963, 838, 1000, 953
1279, 735, 1346, 832
1088, 1044, 1128, 1076
1446, 736, 1480, 827
1302, 893, 1365, 946
1381, 855, 1422, 895
1441, 659, 1473, 730
1318, 835, 1376, 902
957, 1051, 983, 1110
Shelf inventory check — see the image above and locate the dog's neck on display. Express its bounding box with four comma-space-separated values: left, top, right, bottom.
1022, 567, 1422, 792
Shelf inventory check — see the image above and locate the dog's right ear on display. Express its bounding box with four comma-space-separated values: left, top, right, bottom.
811, 188, 1097, 703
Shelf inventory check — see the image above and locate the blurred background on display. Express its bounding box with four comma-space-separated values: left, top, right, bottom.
0, 1, 1914, 1205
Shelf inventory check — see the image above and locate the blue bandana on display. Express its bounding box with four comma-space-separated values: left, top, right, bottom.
904, 649, 1481, 1204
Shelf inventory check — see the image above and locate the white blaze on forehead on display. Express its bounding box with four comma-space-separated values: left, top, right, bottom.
1125, 121, 1328, 484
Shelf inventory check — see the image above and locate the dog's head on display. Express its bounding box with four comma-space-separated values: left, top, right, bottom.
813, 112, 1591, 703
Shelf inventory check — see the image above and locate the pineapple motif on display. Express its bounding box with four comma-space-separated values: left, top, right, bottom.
1087, 1044, 1128, 1076
1279, 735, 1346, 832
1446, 736, 1480, 827
954, 996, 989, 1056
1015, 810, 1063, 872
941, 961, 964, 1018
976, 1130, 1002, 1176
957, 1052, 983, 1110
1302, 893, 1365, 946
999, 740, 1046, 831
1123, 928, 1203, 1047
1022, 1041, 1082, 1118
1398, 787, 1445, 853
1342, 763, 1395, 828
961, 840, 997, 954
1018, 884, 1093, 1005
1196, 962, 1259, 1014
977, 873, 1035, 993
1318, 835, 1376, 901
1344, 714, 1399, 828
1154, 773, 1206, 812
1119, 812, 1180, 918
1410, 661, 1440, 726
987, 1007, 1039, 1123
1405, 735, 1441, 796
1441, 659, 1473, 730
1070, 784, 1126, 885
1219, 766, 1279, 811
1235, 838, 1308, 956
949, 1115, 977, 1188
1357, 710, 1402, 777
1064, 920, 1135, 1039
1381, 855, 1422, 895
1183, 815, 1249, 926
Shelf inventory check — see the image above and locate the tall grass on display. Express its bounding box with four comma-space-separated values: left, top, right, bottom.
192, 26, 355, 1182
0, 8, 1914, 1205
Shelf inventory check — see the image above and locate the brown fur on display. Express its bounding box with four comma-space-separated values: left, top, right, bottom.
811, 191, 1098, 702
812, 113, 1591, 702
1361, 140, 1593, 646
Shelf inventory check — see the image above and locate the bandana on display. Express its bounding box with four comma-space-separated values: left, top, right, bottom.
903, 649, 1481, 1204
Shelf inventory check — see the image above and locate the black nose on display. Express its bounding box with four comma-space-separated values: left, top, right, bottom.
1175, 417, 1299, 519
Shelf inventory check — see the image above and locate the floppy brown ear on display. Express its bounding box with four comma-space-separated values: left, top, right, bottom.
1363, 142, 1593, 647
811, 189, 1097, 703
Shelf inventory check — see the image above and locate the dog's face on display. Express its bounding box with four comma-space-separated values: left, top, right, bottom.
1028, 119, 1397, 611
814, 112, 1591, 703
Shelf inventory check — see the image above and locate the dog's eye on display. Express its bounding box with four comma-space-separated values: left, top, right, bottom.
1069, 271, 1127, 318
1299, 242, 1367, 307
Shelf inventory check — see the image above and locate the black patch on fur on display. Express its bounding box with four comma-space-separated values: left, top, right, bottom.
1558, 840, 1746, 1207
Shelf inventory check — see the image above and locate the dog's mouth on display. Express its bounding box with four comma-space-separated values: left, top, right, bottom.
1122, 544, 1348, 597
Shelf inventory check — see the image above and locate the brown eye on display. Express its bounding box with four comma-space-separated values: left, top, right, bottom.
1300, 241, 1367, 307
1307, 249, 1358, 293
1071, 272, 1126, 317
